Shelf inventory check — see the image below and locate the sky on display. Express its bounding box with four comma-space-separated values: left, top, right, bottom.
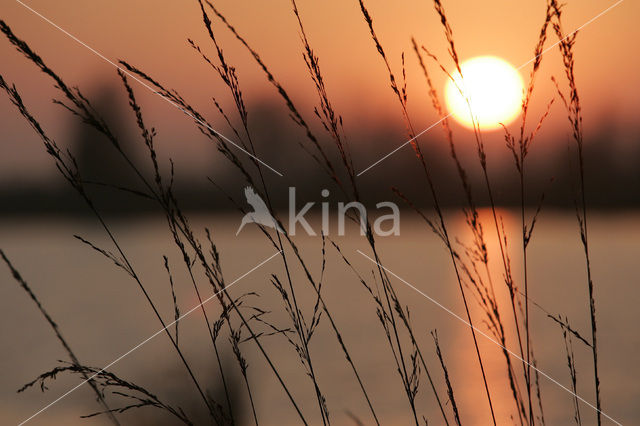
1, 0, 638, 184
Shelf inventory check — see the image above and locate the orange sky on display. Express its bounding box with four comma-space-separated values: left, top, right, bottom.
1, 0, 638, 181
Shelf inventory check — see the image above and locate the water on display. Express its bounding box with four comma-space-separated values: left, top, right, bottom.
0, 211, 638, 425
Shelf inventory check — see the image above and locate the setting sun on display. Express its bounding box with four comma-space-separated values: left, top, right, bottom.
445, 56, 524, 130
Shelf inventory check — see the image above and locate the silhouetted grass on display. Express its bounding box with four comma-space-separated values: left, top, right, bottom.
550, 2, 603, 424
0, 0, 611, 425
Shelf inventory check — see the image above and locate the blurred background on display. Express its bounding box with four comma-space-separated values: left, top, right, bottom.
1, 0, 638, 425
0, 0, 639, 213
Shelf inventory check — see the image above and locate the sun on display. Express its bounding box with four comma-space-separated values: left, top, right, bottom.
445, 56, 524, 130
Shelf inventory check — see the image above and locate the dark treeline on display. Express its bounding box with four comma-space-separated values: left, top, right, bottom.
1, 89, 638, 216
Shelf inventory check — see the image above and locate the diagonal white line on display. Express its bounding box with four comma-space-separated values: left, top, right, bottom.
518, 0, 625, 70
18, 250, 282, 426
14, 0, 284, 177
356, 0, 625, 177
357, 116, 449, 176
357, 249, 623, 425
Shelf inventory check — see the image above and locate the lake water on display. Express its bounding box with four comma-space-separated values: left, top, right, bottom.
0, 211, 638, 425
